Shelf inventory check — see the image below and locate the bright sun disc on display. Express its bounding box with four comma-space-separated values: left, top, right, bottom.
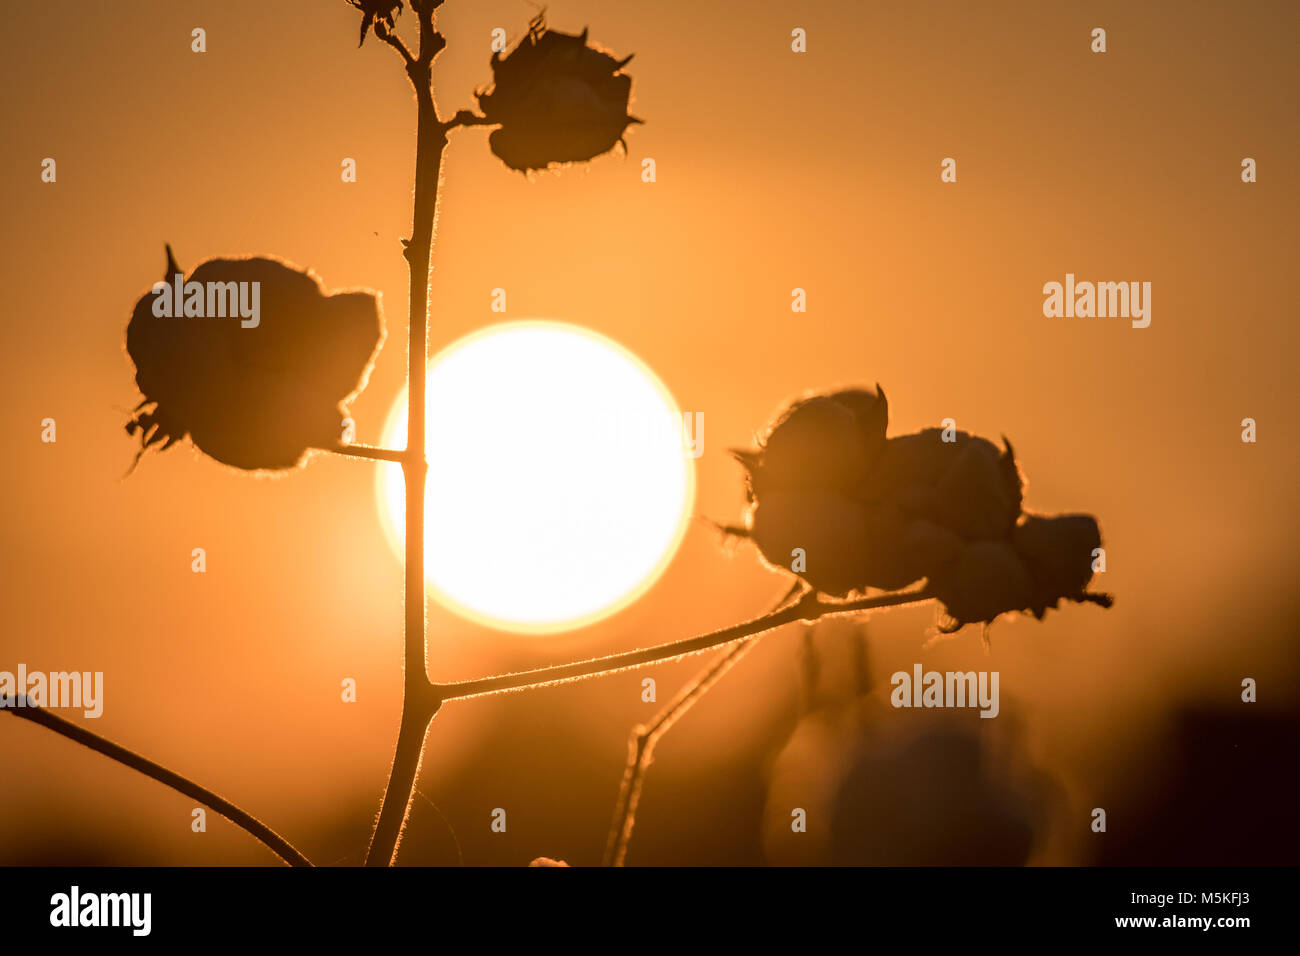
378, 321, 695, 634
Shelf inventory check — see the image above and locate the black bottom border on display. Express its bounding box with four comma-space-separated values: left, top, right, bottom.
3, 865, 1286, 942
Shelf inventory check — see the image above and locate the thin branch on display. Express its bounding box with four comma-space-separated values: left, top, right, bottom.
415, 786, 464, 866
604, 582, 806, 866
373, 20, 415, 66
605, 642, 753, 866
313, 443, 408, 464
2, 698, 311, 867
441, 109, 498, 133
435, 585, 937, 702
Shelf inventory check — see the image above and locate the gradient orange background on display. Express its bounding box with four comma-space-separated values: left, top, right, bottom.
1, 0, 1297, 865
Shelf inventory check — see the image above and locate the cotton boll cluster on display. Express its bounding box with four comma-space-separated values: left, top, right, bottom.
731, 387, 1111, 629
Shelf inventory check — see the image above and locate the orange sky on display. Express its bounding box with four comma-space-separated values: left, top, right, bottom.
1, 0, 1297, 865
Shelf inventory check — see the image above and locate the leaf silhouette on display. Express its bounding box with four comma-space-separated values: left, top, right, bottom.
347, 0, 404, 47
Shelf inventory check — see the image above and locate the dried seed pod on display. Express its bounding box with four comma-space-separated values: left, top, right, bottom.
476, 15, 641, 172
125, 247, 384, 471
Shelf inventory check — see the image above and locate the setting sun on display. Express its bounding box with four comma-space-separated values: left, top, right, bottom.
378, 321, 695, 633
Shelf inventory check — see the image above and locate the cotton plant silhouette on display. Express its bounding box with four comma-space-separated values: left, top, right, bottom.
5, 1, 1112, 868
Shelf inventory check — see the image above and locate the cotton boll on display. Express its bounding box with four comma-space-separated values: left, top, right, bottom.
932, 438, 1018, 540
865, 429, 966, 504
897, 518, 965, 586
930, 541, 1033, 628
1012, 513, 1103, 617
477, 15, 641, 172
754, 395, 874, 495
124, 248, 384, 471
827, 386, 889, 452
865, 430, 1021, 542
749, 490, 877, 597
855, 502, 917, 591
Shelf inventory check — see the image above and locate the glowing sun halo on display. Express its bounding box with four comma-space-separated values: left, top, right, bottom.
378, 321, 695, 634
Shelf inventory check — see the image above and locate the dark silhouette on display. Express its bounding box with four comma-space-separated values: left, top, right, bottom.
727, 387, 1112, 631
477, 14, 641, 172
349, 0, 404, 47
124, 247, 384, 471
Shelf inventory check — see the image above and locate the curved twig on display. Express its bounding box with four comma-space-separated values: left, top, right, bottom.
603, 582, 806, 868
3, 698, 311, 867
604, 642, 753, 867
603, 583, 807, 866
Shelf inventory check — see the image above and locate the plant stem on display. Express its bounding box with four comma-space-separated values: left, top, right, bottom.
364, 1, 448, 867
3, 699, 311, 867
315, 443, 408, 463
435, 586, 936, 702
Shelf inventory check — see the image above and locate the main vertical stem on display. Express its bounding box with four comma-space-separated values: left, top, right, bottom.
365, 60, 447, 867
